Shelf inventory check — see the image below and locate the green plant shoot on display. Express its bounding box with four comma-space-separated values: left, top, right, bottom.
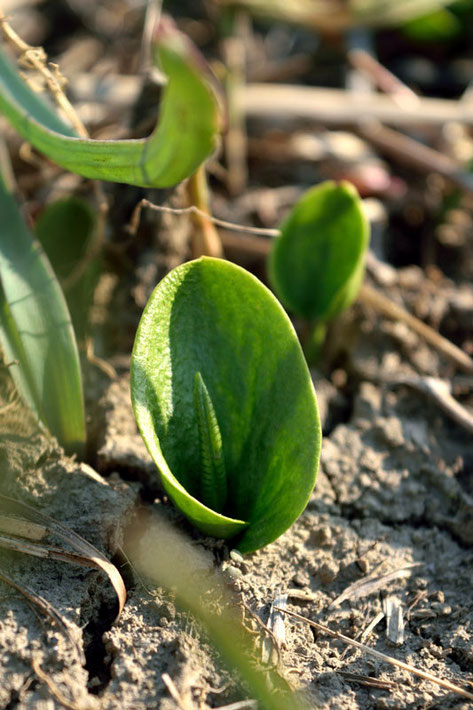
269, 180, 369, 358
131, 257, 321, 553
0, 176, 85, 454
0, 18, 219, 188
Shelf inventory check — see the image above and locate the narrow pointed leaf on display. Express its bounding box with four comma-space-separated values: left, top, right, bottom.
269, 180, 370, 323
194, 372, 228, 512
0, 177, 85, 453
0, 21, 219, 187
131, 257, 321, 553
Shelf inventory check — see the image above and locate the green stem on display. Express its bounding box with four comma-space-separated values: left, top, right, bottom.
303, 320, 327, 366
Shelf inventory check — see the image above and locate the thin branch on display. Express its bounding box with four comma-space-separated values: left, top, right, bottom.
347, 48, 419, 110
276, 607, 473, 702
127, 198, 280, 238
359, 284, 473, 374
0, 12, 87, 138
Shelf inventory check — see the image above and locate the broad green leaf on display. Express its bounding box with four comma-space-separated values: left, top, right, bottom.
34, 197, 99, 340
0, 176, 85, 453
0, 21, 219, 187
131, 257, 321, 553
268, 180, 369, 323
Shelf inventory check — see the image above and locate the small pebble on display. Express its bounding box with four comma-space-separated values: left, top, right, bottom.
225, 565, 243, 581
230, 549, 244, 564
292, 571, 309, 588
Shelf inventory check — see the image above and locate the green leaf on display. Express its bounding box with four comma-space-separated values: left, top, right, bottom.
131, 257, 321, 553
353, 0, 457, 26
34, 196, 99, 340
0, 21, 219, 187
402, 8, 461, 41
0, 177, 85, 454
268, 180, 370, 323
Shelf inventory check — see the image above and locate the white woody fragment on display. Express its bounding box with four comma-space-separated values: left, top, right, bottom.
384, 595, 405, 646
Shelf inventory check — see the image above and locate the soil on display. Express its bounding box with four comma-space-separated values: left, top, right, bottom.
1, 2, 473, 709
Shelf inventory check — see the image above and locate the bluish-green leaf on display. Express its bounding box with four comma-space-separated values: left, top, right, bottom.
131, 257, 321, 553
269, 180, 370, 323
0, 21, 219, 187
0, 177, 85, 453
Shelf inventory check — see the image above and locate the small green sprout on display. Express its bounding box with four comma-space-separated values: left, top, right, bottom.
194, 372, 228, 512
269, 180, 370, 359
131, 257, 321, 553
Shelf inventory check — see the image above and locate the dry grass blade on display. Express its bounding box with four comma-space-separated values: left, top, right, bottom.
262, 588, 287, 664
32, 657, 96, 710
0, 495, 125, 619
0, 565, 84, 665
338, 670, 397, 691
384, 596, 405, 646
277, 607, 473, 702
161, 673, 191, 710
359, 284, 473, 374
330, 562, 421, 608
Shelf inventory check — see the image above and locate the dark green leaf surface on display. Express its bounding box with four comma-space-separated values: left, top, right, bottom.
269, 180, 369, 323
0, 23, 219, 187
131, 257, 321, 553
34, 196, 99, 340
0, 177, 85, 453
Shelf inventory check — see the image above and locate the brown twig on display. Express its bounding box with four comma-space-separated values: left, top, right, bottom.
222, 11, 249, 195
348, 49, 419, 110
239, 83, 473, 127
358, 120, 473, 196
0, 12, 87, 138
276, 607, 473, 702
127, 199, 279, 238
359, 283, 473, 374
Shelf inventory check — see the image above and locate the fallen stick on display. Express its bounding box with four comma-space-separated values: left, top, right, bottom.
238, 83, 473, 127
276, 607, 473, 702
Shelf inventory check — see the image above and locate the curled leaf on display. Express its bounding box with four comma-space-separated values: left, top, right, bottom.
0, 19, 219, 187
131, 257, 321, 553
